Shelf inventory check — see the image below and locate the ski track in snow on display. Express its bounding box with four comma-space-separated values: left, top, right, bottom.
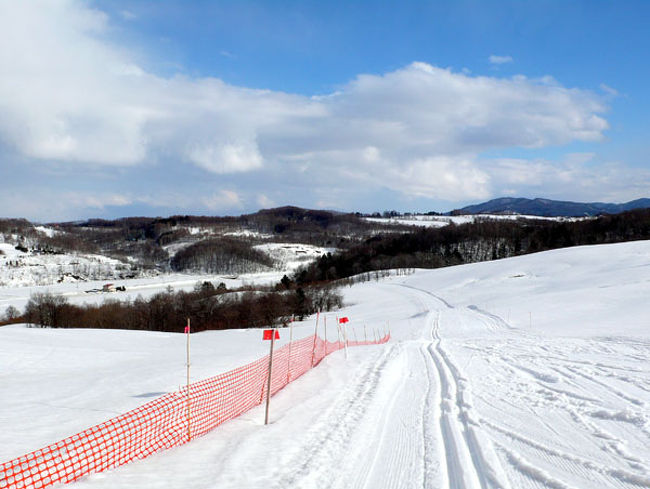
403, 285, 511, 489
4, 241, 650, 488
388, 283, 650, 489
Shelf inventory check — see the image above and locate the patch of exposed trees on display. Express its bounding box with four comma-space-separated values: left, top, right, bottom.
48, 207, 406, 262
2, 207, 408, 275
240, 207, 406, 246
170, 238, 274, 274
14, 281, 342, 332
6, 208, 650, 331
295, 209, 650, 283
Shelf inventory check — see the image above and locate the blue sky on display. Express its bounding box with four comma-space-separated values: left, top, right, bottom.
0, 0, 649, 221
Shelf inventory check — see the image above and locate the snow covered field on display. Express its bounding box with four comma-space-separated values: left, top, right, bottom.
253, 243, 337, 272
1, 241, 650, 488
0, 271, 286, 317
0, 242, 334, 316
365, 214, 586, 228
0, 243, 135, 289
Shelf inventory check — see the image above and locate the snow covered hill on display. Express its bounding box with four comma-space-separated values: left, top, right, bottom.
453, 196, 650, 217
253, 242, 337, 272
0, 236, 332, 293
0, 270, 287, 318
365, 213, 585, 228
0, 242, 140, 288
1, 240, 649, 488
0, 244, 332, 318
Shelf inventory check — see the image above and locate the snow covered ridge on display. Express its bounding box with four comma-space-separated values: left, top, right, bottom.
0, 242, 145, 288
0, 234, 332, 289
253, 243, 337, 272
34, 226, 60, 238
365, 213, 587, 228
0, 329, 389, 489
0, 271, 288, 317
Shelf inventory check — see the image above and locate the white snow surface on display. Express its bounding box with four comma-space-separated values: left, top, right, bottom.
253, 242, 336, 272
365, 214, 586, 228
0, 271, 285, 316
0, 238, 330, 312
34, 226, 58, 238
223, 229, 274, 239
1, 240, 650, 488
0, 242, 135, 289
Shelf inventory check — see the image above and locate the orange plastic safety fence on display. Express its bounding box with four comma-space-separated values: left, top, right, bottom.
0, 332, 390, 489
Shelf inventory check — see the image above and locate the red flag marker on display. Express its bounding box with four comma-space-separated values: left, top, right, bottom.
263, 329, 280, 340
184, 325, 190, 334
338, 317, 349, 324
264, 328, 279, 424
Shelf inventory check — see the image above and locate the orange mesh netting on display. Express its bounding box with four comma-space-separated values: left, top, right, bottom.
0, 331, 390, 489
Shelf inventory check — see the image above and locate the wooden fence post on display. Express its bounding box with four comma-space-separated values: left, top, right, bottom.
264, 328, 277, 425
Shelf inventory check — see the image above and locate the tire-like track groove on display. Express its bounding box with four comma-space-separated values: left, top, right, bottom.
398, 283, 511, 489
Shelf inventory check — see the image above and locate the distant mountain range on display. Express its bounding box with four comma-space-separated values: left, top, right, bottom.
451, 197, 650, 217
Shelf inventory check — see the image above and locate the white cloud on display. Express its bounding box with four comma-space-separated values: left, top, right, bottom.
362, 146, 381, 163
0, 189, 133, 221
201, 190, 243, 211
0, 1, 623, 217
187, 142, 263, 174
485, 155, 650, 203
257, 194, 275, 208
385, 156, 491, 201
120, 10, 137, 21
489, 55, 514, 65
66, 192, 132, 209
600, 83, 619, 97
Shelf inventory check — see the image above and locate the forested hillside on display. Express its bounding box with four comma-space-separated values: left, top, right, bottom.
451, 197, 650, 216
297, 208, 650, 282
0, 207, 407, 280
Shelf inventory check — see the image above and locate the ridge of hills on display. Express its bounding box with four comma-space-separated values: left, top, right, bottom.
2, 202, 650, 289
451, 197, 650, 217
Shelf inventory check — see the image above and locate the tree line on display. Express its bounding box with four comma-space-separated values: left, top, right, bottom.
1, 207, 409, 273
4, 208, 650, 331
170, 238, 274, 274
295, 209, 650, 283
10, 281, 343, 332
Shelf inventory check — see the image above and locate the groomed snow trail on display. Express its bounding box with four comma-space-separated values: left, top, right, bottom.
401, 284, 512, 489
383, 281, 650, 489
34, 282, 650, 489
5, 242, 650, 488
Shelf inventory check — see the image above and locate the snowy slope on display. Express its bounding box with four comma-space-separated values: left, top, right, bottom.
2, 241, 650, 488
253, 243, 336, 272
0, 242, 135, 288
365, 214, 585, 228
0, 239, 332, 315
0, 271, 286, 317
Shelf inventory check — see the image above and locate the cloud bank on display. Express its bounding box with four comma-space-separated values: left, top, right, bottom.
0, 0, 633, 219
489, 55, 514, 65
